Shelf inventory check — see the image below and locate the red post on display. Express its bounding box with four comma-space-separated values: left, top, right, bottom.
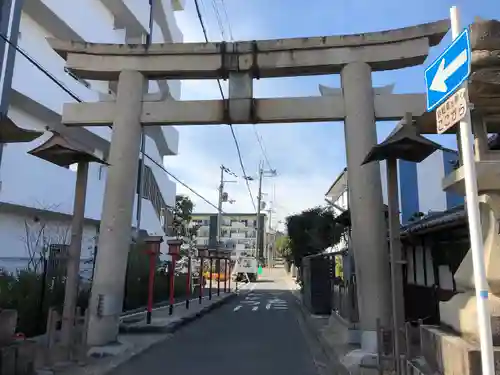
224, 259, 227, 293
199, 256, 204, 304
228, 259, 231, 292
186, 256, 191, 309
144, 236, 163, 325
197, 246, 209, 304
167, 239, 182, 316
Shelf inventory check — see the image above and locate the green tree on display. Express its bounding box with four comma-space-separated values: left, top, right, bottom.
275, 235, 292, 261
172, 194, 194, 237
286, 206, 343, 268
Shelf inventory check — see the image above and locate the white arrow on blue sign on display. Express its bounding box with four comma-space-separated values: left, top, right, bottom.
425, 28, 471, 112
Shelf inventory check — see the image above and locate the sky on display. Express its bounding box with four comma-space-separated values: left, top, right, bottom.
166, 0, 499, 231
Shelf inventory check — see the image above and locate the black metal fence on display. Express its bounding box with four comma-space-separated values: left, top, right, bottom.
301, 251, 359, 323
331, 278, 358, 323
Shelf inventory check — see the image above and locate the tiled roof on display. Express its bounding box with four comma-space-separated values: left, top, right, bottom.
401, 205, 466, 235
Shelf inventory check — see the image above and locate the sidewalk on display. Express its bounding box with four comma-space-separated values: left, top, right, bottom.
281, 267, 354, 375
41, 293, 235, 375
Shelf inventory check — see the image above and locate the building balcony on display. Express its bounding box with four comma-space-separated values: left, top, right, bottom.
0, 125, 105, 220
14, 15, 101, 115
24, 0, 127, 43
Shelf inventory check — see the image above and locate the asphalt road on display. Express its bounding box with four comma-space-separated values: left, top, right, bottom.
110, 270, 323, 375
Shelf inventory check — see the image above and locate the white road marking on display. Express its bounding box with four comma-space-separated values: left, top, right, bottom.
233, 305, 242, 311
252, 306, 259, 311
273, 307, 288, 310
266, 303, 271, 310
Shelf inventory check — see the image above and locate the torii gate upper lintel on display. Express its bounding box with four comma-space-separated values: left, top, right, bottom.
56, 20, 451, 349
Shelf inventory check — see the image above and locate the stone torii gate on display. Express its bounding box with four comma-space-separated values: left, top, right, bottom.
48, 19, 450, 348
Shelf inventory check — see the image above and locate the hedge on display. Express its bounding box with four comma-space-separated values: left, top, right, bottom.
0, 243, 194, 337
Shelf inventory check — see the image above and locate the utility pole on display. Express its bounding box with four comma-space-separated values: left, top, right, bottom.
266, 205, 275, 268
217, 165, 236, 245
217, 165, 224, 244
256, 161, 277, 262
256, 163, 264, 261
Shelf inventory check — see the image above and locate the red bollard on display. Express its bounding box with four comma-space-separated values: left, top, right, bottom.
197, 246, 208, 304
228, 259, 231, 292
209, 257, 213, 300
224, 259, 228, 293
167, 239, 182, 315
186, 256, 191, 309
144, 236, 163, 324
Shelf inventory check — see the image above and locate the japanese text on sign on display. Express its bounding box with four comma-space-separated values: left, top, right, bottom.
436, 88, 467, 134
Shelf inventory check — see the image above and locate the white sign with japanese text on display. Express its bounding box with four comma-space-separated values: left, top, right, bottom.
436, 88, 467, 134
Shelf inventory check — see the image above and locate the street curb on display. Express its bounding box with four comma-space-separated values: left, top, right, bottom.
290, 285, 350, 375
119, 293, 237, 334
162, 293, 237, 333
50, 293, 237, 375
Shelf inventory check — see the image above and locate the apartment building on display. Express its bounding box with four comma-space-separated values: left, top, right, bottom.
191, 213, 267, 258
0, 0, 184, 271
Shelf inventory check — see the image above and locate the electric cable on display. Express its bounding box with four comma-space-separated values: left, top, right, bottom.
193, 0, 257, 212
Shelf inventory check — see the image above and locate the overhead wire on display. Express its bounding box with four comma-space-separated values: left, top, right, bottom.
193, 0, 258, 212
207, 0, 273, 172
0, 31, 222, 213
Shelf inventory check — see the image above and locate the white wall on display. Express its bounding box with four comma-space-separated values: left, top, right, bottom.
0, 210, 98, 259
1, 107, 173, 240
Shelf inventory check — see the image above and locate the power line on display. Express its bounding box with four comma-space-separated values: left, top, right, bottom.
143, 154, 221, 212
193, 0, 257, 212
203, 0, 273, 172
0, 32, 220, 212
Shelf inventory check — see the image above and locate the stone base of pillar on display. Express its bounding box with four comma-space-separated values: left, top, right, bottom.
320, 314, 382, 375
420, 325, 500, 375
439, 291, 500, 344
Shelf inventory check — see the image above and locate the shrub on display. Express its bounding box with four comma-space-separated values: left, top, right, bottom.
122, 244, 193, 311
0, 268, 88, 337
0, 243, 194, 337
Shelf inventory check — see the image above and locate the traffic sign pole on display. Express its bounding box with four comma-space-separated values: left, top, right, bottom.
450, 7, 494, 375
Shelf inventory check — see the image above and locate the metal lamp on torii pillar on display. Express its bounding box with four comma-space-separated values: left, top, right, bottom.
28, 131, 107, 354
361, 112, 441, 375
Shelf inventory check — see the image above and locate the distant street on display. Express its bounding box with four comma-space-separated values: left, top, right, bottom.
110, 269, 322, 375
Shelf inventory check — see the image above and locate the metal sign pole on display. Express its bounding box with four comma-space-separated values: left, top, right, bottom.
450, 7, 494, 375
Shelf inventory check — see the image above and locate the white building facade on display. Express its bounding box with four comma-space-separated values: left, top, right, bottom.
0, 0, 184, 271
325, 148, 463, 253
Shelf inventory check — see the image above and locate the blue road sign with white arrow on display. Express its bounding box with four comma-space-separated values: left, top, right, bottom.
425, 28, 471, 112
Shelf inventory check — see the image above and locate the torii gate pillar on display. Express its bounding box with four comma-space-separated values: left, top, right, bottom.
341, 62, 391, 351
87, 70, 146, 346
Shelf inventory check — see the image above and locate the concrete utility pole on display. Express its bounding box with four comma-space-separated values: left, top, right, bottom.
217, 165, 236, 244
265, 205, 275, 268
217, 165, 224, 244
256, 162, 277, 261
